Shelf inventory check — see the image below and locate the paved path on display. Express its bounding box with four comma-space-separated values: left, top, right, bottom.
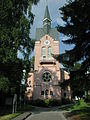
12, 106, 68, 120
25, 107, 67, 120
12, 112, 31, 120
26, 111, 67, 120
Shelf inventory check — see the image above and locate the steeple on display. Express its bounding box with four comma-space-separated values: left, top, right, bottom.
43, 4, 51, 33
43, 5, 51, 20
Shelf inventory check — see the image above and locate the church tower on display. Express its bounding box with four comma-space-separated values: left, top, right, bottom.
43, 5, 51, 33
34, 4, 61, 100
25, 4, 71, 101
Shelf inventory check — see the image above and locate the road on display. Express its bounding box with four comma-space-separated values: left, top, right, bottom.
26, 107, 67, 120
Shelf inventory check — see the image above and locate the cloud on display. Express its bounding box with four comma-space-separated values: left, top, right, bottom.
18, 0, 74, 58
29, 0, 74, 55
30, 0, 67, 38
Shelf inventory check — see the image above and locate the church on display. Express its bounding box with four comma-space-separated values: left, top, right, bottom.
25, 5, 71, 101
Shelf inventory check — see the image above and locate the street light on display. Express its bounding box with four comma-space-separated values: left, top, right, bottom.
21, 69, 26, 85
20, 69, 26, 108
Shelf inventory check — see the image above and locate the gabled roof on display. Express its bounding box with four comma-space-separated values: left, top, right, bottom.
36, 28, 59, 41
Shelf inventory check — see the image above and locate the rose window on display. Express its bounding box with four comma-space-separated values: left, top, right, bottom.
42, 72, 52, 82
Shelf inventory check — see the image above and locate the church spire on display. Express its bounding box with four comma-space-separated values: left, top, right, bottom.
43, 2, 51, 33
43, 5, 51, 21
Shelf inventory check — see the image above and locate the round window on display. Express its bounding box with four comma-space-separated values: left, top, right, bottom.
42, 71, 52, 82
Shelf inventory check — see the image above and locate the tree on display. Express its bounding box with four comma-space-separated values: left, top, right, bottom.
57, 0, 90, 98
0, 0, 40, 105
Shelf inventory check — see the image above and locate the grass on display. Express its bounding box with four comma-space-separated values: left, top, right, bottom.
63, 100, 90, 120
0, 113, 21, 120
0, 104, 34, 120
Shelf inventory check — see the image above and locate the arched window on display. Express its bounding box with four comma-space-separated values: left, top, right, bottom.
45, 89, 49, 95
42, 47, 46, 58
41, 91, 44, 95
50, 91, 53, 96
29, 81, 31, 84
48, 47, 52, 58
28, 89, 31, 93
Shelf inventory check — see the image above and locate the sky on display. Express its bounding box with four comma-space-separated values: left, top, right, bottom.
31, 0, 66, 38
18, 0, 74, 60
30, 0, 74, 54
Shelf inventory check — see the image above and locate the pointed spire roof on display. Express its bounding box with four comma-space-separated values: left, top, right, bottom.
35, 1, 59, 40
43, 5, 51, 21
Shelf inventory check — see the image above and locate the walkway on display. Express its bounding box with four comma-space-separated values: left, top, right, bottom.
12, 106, 67, 120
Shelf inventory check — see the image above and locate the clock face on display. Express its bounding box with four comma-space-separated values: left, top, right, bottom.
44, 40, 50, 45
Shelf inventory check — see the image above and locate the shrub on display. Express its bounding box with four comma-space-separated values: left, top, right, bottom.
49, 99, 61, 106
29, 99, 46, 107
62, 98, 71, 105
27, 98, 70, 107
44, 99, 49, 107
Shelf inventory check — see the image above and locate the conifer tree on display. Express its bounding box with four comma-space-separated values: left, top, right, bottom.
57, 0, 90, 98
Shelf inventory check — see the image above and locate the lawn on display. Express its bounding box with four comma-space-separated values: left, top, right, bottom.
0, 104, 34, 120
0, 113, 20, 120
63, 100, 90, 120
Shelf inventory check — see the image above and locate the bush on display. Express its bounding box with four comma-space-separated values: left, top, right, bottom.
27, 98, 70, 107
62, 98, 71, 105
28, 99, 62, 107
44, 99, 49, 107
49, 99, 61, 106
29, 99, 46, 107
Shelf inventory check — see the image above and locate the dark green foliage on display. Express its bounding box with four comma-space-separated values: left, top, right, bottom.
0, 59, 24, 94
49, 99, 62, 106
28, 99, 46, 107
0, 75, 10, 93
30, 56, 35, 67
62, 98, 71, 105
58, 0, 90, 67
28, 99, 62, 107
0, 0, 39, 61
0, 0, 40, 104
57, 0, 90, 97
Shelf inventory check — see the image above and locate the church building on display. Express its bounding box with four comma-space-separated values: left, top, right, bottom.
25, 5, 71, 101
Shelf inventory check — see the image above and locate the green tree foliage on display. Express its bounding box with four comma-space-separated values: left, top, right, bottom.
57, 0, 90, 96
0, 0, 40, 94
0, 75, 10, 93
30, 56, 35, 67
